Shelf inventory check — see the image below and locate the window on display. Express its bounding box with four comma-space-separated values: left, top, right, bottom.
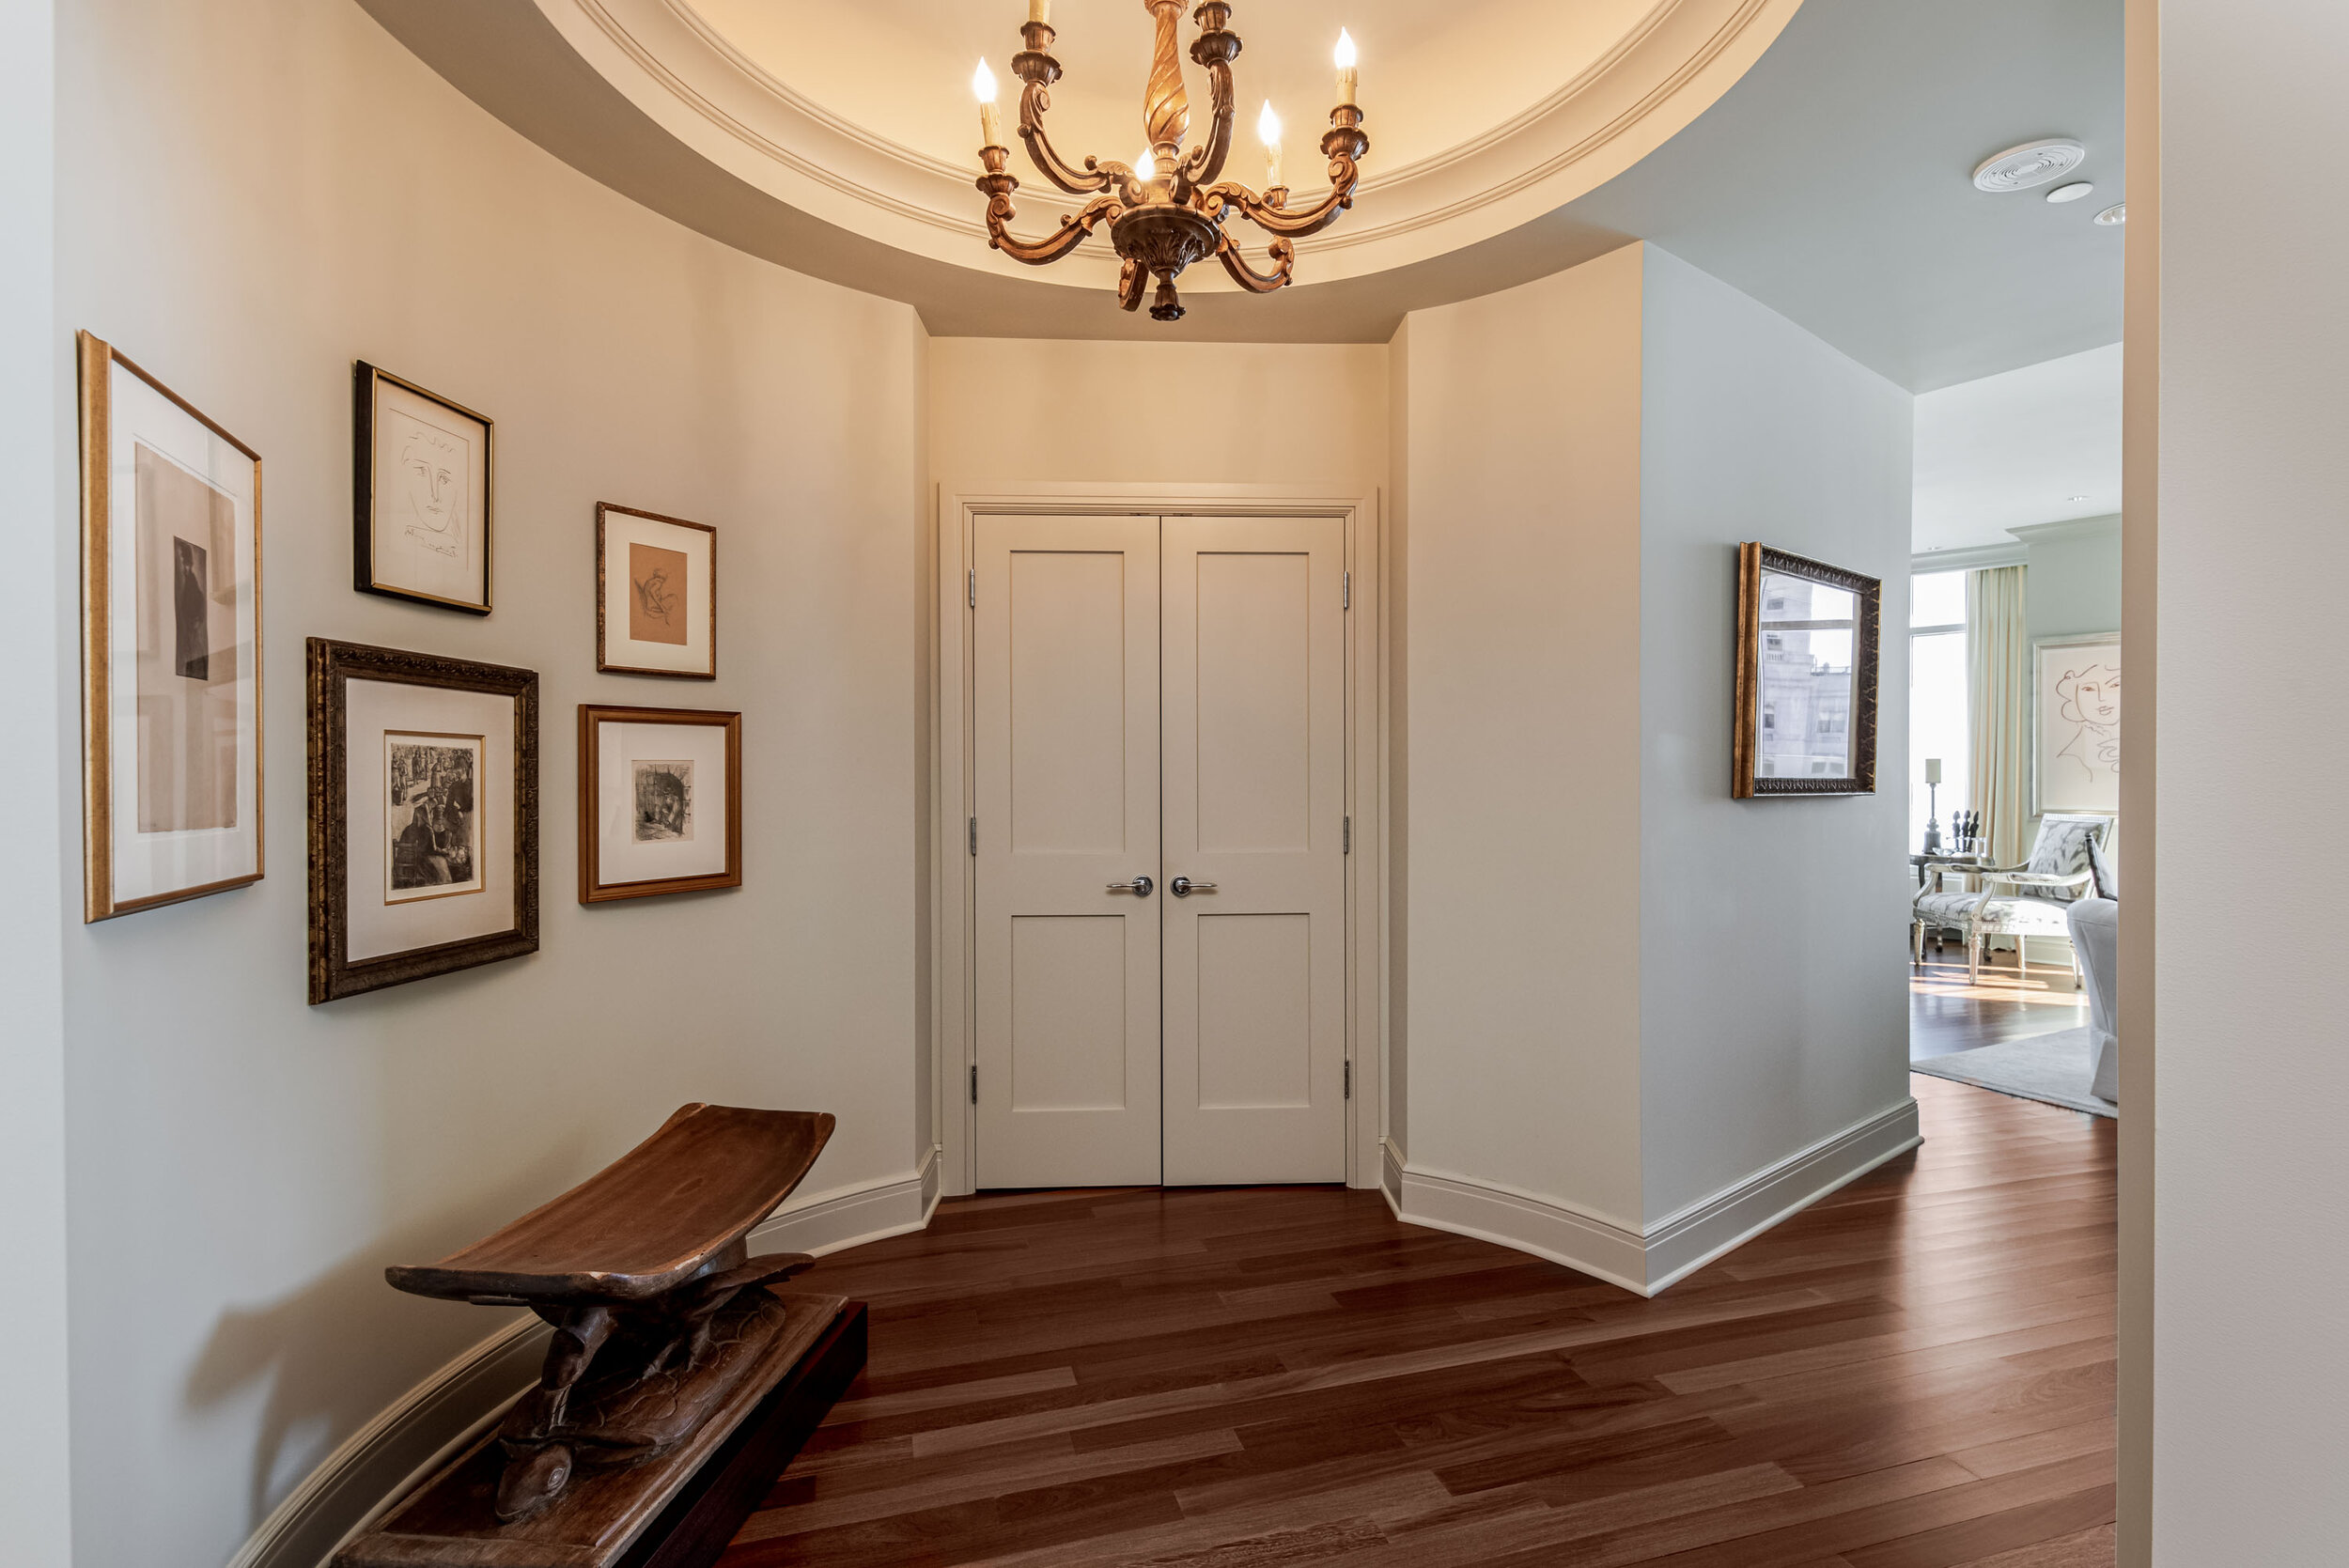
1909, 570, 1970, 851
1763, 701, 1776, 731
1766, 632, 1783, 654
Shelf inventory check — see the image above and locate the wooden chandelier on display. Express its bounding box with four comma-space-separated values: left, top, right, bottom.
973, 2, 1369, 322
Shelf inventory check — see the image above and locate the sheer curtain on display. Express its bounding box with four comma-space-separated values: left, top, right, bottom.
1967, 566, 2031, 866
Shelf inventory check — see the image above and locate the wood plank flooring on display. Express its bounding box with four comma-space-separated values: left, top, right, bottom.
1909, 943, 2091, 1063
722, 1076, 2114, 1567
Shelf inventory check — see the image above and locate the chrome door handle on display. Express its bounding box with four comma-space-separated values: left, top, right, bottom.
1169, 877, 1218, 896
1107, 875, 1154, 898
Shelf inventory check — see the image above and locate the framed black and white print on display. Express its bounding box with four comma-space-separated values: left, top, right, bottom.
578, 705, 741, 903
78, 332, 264, 922
308, 639, 537, 1002
1732, 543, 1881, 798
597, 504, 717, 677
354, 363, 493, 613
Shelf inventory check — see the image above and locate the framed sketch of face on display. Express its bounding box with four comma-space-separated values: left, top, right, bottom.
354, 363, 493, 613
77, 332, 265, 921
308, 639, 538, 1002
2033, 633, 2121, 815
1732, 542, 1882, 799
578, 705, 741, 903
597, 504, 717, 678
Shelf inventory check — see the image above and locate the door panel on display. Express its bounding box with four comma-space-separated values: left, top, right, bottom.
1161, 517, 1348, 1185
974, 516, 1160, 1188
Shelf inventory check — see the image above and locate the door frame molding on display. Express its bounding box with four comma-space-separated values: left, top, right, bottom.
931, 480, 1386, 1197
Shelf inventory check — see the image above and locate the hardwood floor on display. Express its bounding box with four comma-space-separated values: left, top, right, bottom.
721, 1076, 2116, 1567
1910, 942, 2091, 1063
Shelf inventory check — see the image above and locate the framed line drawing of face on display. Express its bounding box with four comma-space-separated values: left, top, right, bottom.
579, 705, 741, 903
354, 363, 493, 613
1733, 542, 1883, 799
308, 639, 538, 1003
2033, 633, 2121, 815
77, 332, 264, 922
597, 504, 717, 678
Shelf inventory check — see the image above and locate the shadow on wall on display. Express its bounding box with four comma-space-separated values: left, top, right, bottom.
181, 1148, 583, 1533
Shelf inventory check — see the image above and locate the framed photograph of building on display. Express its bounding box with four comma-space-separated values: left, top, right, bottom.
78, 332, 265, 922
354, 363, 493, 613
597, 504, 717, 677
1733, 542, 1881, 799
578, 705, 741, 903
2032, 632, 2121, 815
307, 639, 538, 1002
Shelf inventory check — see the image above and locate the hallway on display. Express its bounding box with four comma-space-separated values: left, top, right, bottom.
726, 1077, 2116, 1566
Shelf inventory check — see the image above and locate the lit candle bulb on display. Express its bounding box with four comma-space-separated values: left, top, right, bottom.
1136, 148, 1158, 184
1029, 0, 1050, 22
1257, 101, 1283, 189
1333, 28, 1358, 106
972, 57, 1002, 148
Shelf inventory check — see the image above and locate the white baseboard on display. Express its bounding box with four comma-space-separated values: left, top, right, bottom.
1390, 1100, 1921, 1297
233, 1149, 943, 1568
1379, 1138, 1406, 1207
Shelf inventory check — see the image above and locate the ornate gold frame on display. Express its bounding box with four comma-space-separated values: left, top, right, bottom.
577, 704, 743, 904
307, 638, 539, 1002
1733, 541, 1882, 799
78, 330, 266, 922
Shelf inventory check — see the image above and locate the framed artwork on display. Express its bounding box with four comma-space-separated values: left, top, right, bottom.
579, 705, 742, 903
1733, 542, 1882, 799
598, 504, 717, 677
307, 639, 538, 1002
77, 332, 264, 921
2033, 632, 2121, 815
353, 362, 493, 613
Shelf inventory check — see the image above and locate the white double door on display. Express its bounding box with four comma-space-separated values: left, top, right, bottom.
973, 514, 1348, 1188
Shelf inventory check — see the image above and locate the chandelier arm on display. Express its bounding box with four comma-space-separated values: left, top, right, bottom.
980, 177, 1125, 267
1206, 174, 1356, 240
1018, 83, 1116, 196
1117, 259, 1148, 312
1213, 232, 1294, 293
1177, 4, 1240, 192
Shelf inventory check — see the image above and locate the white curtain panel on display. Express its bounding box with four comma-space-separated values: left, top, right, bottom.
1967, 566, 2031, 869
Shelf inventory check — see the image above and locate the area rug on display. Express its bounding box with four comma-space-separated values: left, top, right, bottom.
1912, 1027, 2117, 1119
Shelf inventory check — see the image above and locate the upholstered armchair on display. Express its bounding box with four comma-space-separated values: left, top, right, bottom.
1913, 814, 2115, 985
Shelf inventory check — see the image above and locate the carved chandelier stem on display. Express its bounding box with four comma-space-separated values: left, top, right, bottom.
972, 0, 1368, 323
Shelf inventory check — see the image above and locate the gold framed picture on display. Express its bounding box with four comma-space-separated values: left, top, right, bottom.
354, 362, 493, 613
1733, 542, 1882, 799
597, 504, 716, 677
578, 705, 741, 903
77, 332, 265, 922
308, 639, 538, 1002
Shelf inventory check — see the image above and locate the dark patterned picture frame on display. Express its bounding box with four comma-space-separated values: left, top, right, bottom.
1732, 543, 1881, 799
307, 638, 538, 1002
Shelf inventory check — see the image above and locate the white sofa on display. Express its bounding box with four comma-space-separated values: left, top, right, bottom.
2067, 895, 2120, 1102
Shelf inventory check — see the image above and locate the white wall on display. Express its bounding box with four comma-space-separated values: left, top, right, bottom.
2147, 0, 2349, 1559
2, 0, 75, 1561
54, 2, 926, 1562
1636, 245, 1914, 1223
1395, 243, 1649, 1226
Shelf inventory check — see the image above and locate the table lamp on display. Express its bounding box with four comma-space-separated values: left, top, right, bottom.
1923, 757, 1943, 852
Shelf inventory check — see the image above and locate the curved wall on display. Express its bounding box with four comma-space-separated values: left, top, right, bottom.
53, 1, 929, 1561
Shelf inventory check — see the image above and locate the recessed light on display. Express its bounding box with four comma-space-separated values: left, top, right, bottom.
1972, 139, 2086, 193
2094, 202, 2127, 225
2046, 180, 2094, 204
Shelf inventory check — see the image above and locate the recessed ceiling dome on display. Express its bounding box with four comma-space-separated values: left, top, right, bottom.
410, 0, 1802, 333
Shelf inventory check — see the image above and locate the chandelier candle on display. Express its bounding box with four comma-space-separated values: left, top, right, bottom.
972, 1, 1370, 322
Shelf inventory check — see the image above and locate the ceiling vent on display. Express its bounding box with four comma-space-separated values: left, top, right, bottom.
1971, 139, 2086, 193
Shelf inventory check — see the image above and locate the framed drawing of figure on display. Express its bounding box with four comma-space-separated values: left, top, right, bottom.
77, 332, 265, 921
578, 705, 741, 902
597, 504, 717, 678
1732, 542, 1882, 798
2034, 633, 2121, 815
307, 639, 538, 1002
354, 363, 493, 613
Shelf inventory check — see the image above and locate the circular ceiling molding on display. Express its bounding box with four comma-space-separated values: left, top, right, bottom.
1970, 138, 2085, 193
521, 0, 1804, 296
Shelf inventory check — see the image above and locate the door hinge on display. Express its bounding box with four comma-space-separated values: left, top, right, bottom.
968, 816, 977, 856
970, 1063, 978, 1104
1345, 1060, 1352, 1099
1343, 569, 1351, 611
1344, 815, 1352, 854
968, 567, 977, 609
